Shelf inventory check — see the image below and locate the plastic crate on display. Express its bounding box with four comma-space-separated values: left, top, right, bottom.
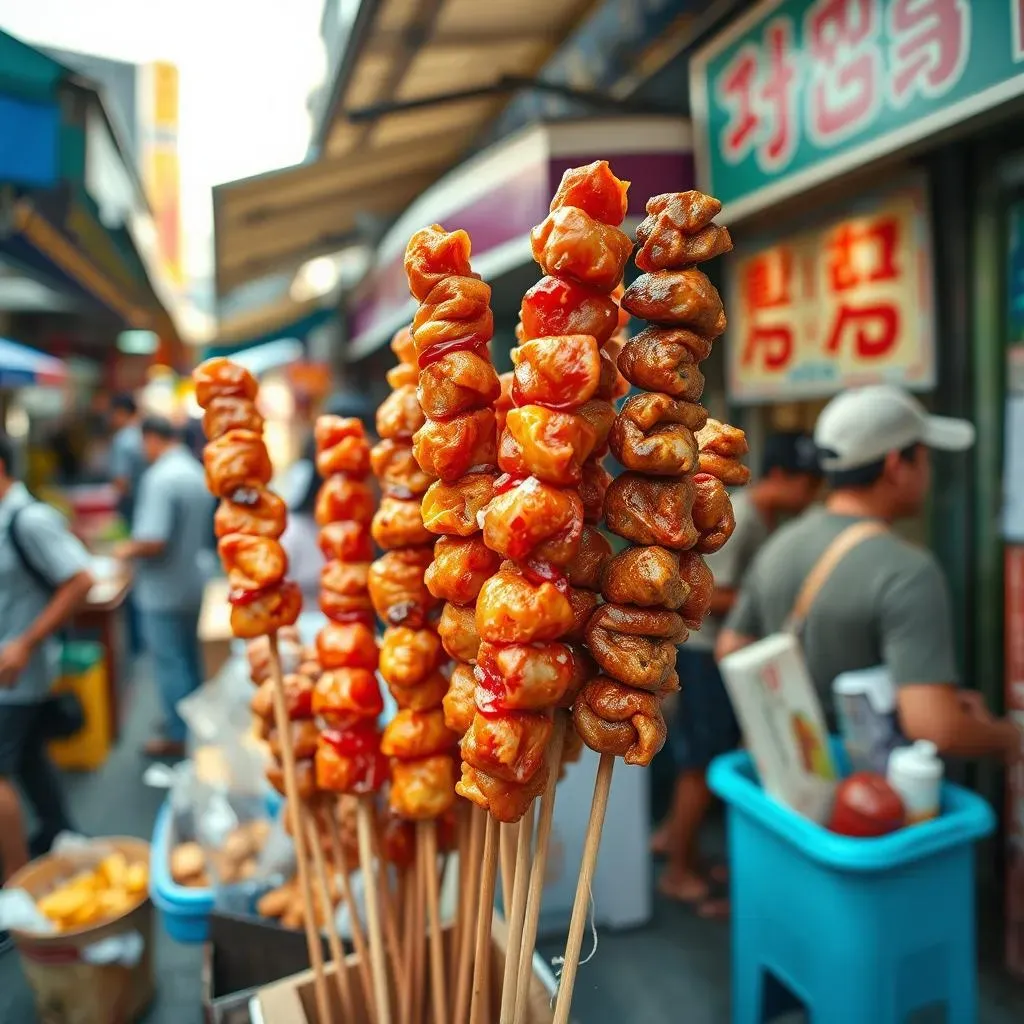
709, 744, 996, 1022
150, 793, 281, 944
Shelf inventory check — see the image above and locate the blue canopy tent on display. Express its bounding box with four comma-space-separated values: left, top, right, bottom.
0, 336, 67, 387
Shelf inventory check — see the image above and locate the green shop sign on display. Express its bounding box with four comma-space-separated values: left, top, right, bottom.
690, 0, 1024, 219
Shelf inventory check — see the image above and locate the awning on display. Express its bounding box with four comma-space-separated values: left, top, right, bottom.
213, 0, 604, 297
211, 292, 335, 354
0, 336, 67, 387
347, 115, 694, 359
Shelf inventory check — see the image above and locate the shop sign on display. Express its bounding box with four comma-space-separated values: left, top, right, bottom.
691, 0, 1024, 219
726, 183, 935, 402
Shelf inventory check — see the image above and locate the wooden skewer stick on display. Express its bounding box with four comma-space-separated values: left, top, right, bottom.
399, 862, 416, 1024
499, 820, 520, 920
323, 804, 376, 1015
368, 816, 405, 986
357, 797, 393, 1024
450, 802, 469, 996
513, 714, 567, 1024
420, 821, 448, 1024
498, 803, 535, 1023
304, 809, 357, 1020
266, 635, 332, 1024
412, 833, 428, 1024
551, 753, 615, 1024
469, 814, 500, 1024
453, 806, 485, 1024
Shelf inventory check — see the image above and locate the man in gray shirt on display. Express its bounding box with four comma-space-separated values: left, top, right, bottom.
720, 385, 1023, 762
0, 433, 93, 881
115, 417, 213, 758
656, 433, 821, 910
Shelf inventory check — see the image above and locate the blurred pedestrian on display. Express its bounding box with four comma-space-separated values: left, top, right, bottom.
280, 435, 323, 602
114, 417, 213, 758
0, 431, 93, 880
719, 386, 1023, 761
108, 393, 146, 656
656, 433, 821, 913
108, 394, 146, 523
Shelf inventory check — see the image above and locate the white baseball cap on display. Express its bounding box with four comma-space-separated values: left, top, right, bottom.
814, 385, 975, 472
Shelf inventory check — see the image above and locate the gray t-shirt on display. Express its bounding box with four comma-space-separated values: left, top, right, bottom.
109, 424, 146, 518
0, 482, 93, 704
725, 508, 959, 722
688, 488, 770, 651
132, 446, 214, 613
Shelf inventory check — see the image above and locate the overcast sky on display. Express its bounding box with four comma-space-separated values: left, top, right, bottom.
0, 0, 326, 282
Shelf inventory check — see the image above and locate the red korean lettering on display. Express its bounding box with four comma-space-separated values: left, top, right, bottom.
713, 18, 801, 171
826, 217, 901, 293
825, 303, 900, 358
716, 44, 761, 163
741, 325, 795, 371
805, 0, 882, 144
741, 249, 794, 311
758, 19, 801, 170
887, 0, 970, 105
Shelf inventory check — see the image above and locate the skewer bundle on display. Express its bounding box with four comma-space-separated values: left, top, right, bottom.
194, 358, 332, 1023
370, 326, 460, 1024
402, 225, 509, 1024
311, 415, 393, 1021
553, 190, 745, 1021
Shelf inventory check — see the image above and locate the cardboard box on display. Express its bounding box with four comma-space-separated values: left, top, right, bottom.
199, 578, 234, 682
255, 915, 559, 1023
719, 632, 838, 823
203, 912, 332, 1024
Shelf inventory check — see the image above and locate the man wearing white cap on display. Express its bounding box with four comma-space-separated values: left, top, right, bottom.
718, 385, 1022, 762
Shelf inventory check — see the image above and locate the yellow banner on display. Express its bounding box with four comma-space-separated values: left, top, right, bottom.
726, 184, 936, 403
141, 62, 183, 287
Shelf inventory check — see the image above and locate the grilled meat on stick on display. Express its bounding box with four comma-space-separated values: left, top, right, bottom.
371, 327, 459, 822
194, 358, 333, 1022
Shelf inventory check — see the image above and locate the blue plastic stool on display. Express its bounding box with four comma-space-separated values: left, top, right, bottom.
709, 746, 995, 1024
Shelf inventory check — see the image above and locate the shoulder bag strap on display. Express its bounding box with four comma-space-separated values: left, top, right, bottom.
7, 503, 56, 593
783, 520, 888, 636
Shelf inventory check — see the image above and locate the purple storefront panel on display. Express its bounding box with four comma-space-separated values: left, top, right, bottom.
351, 147, 695, 348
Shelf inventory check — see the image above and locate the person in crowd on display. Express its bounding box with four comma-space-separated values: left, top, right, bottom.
0, 432, 93, 882
718, 385, 1024, 763
108, 394, 147, 655
280, 435, 324, 602
108, 394, 146, 524
114, 417, 213, 759
656, 433, 822, 913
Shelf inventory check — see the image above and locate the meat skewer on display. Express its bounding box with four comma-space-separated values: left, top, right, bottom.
193, 358, 332, 1024
311, 414, 392, 1022
371, 326, 459, 1024
553, 190, 747, 1024
496, 160, 633, 1024
402, 226, 503, 1024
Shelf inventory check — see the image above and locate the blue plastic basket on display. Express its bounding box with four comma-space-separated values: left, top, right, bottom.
149, 798, 214, 943
709, 745, 996, 1022
149, 793, 281, 944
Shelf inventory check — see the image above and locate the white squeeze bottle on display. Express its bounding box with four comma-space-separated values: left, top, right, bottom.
886, 740, 943, 824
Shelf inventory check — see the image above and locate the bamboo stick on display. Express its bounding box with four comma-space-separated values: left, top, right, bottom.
323, 803, 375, 1014
469, 815, 499, 1024
420, 821, 448, 1024
453, 805, 485, 1024
304, 810, 356, 1020
357, 798, 393, 1024
551, 753, 615, 1024
266, 635, 332, 1024
499, 804, 535, 1023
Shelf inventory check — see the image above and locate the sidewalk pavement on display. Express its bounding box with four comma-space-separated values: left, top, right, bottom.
1, 666, 1023, 1023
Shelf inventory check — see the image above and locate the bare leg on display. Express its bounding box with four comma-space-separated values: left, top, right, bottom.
657, 768, 713, 903
0, 779, 29, 883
